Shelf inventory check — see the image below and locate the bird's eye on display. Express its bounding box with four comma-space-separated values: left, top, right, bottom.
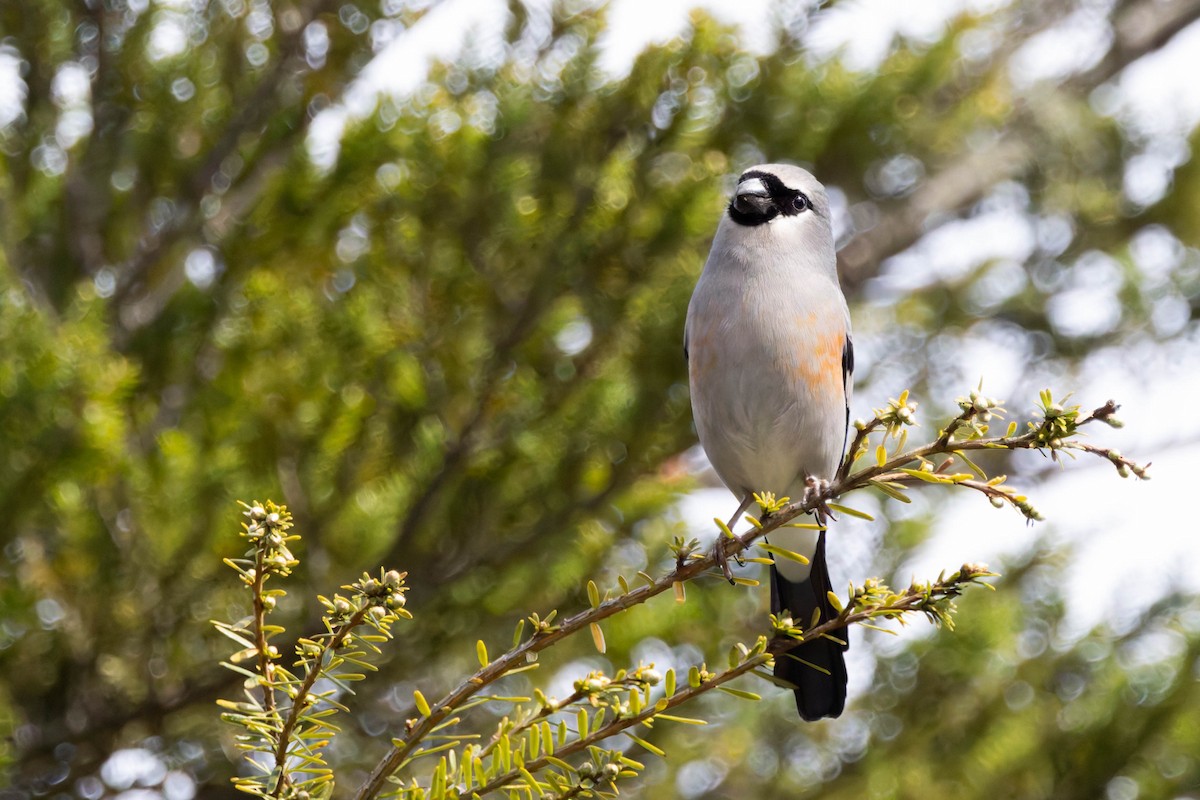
792, 194, 810, 212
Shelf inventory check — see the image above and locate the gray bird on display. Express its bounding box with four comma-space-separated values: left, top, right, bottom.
684, 164, 853, 721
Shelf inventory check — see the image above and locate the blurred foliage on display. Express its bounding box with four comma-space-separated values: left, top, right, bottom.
1, 0, 1198, 797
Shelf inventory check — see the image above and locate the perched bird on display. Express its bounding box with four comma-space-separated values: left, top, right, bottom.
684, 164, 853, 721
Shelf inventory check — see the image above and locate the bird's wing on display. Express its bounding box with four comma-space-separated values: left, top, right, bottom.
841, 334, 854, 450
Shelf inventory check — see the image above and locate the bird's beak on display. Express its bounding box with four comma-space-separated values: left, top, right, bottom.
733, 178, 775, 216
736, 178, 770, 198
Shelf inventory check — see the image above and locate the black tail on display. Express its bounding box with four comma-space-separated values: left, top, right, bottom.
770, 531, 848, 721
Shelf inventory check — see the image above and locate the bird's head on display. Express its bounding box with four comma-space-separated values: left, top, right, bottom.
728, 164, 830, 230
720, 163, 835, 261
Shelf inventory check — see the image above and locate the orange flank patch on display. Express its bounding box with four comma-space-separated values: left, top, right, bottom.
796, 329, 845, 392
688, 323, 716, 379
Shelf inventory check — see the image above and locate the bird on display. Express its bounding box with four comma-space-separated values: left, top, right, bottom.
684, 164, 853, 721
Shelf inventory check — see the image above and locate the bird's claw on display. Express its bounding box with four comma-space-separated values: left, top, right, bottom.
804, 476, 837, 527
713, 532, 746, 584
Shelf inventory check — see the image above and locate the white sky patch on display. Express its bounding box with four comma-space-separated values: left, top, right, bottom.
355, 0, 510, 107
1105, 19, 1200, 142
806, 0, 1007, 70
147, 10, 190, 61
309, 0, 991, 164
1008, 6, 1113, 87
934, 324, 1030, 400
51, 62, 94, 149
1047, 286, 1123, 338
860, 333, 1200, 647
873, 209, 1038, 295
1124, 148, 1182, 208
308, 0, 511, 168
597, 0, 777, 75
904, 440, 1198, 641
307, 0, 787, 166
0, 47, 27, 129
555, 317, 594, 356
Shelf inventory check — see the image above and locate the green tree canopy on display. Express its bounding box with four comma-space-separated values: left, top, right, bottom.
1, 0, 1197, 797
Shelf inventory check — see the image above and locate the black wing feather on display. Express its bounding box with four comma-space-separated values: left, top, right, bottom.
841, 334, 854, 448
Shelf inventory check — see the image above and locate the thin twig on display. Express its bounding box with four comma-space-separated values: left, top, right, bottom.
252, 548, 279, 720
270, 606, 372, 799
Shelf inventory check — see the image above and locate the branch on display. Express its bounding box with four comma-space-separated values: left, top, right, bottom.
469, 566, 995, 798
251, 534, 281, 721
216, 503, 411, 799
268, 602, 371, 799
353, 387, 1148, 800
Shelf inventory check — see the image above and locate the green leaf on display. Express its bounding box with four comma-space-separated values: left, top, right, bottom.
211, 621, 257, 649
757, 543, 810, 565
868, 479, 912, 503
577, 708, 590, 739
896, 468, 949, 485
624, 732, 665, 757
476, 639, 489, 667
545, 756, 574, 773
826, 502, 875, 520
655, 713, 708, 725
219, 662, 265, 680
512, 618, 526, 648
518, 766, 544, 797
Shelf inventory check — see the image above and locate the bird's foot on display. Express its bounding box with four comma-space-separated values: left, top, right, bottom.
804, 476, 837, 527
711, 496, 755, 584
712, 533, 745, 584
